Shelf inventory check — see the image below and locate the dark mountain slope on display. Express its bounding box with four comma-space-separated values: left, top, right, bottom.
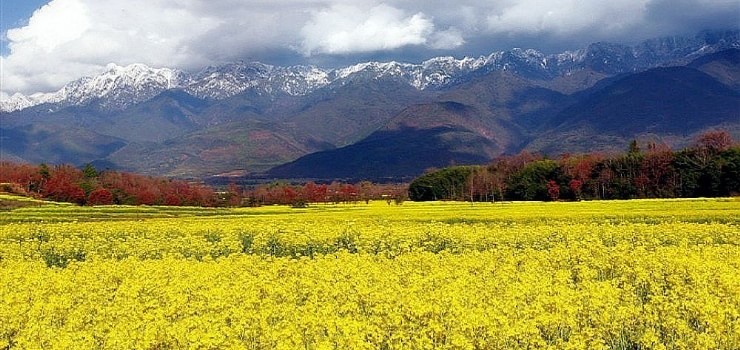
91, 90, 208, 143
267, 102, 504, 180
279, 79, 435, 148
267, 125, 494, 181
0, 124, 125, 165
528, 66, 740, 154
107, 120, 316, 177
688, 49, 740, 90
107, 79, 432, 177
0, 90, 208, 168
440, 71, 571, 129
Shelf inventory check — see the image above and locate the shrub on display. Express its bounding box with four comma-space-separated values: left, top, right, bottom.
87, 188, 114, 206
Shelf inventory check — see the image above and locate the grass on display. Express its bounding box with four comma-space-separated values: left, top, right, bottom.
0, 196, 738, 348
1, 193, 738, 225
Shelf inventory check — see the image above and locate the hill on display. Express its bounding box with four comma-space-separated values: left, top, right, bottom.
1, 31, 738, 179
527, 66, 740, 154
268, 102, 500, 180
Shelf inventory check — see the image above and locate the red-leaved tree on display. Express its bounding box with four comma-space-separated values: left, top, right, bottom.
87, 188, 114, 206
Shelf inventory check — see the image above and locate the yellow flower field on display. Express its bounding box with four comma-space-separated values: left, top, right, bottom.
1, 198, 739, 349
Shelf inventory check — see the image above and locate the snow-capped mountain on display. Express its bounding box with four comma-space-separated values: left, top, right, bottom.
1, 64, 188, 113
2, 30, 737, 180
330, 56, 490, 90
2, 93, 52, 112
185, 62, 273, 100
2, 30, 737, 113
1, 58, 482, 113
184, 62, 331, 100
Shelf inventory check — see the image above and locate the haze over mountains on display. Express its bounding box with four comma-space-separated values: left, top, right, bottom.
1, 30, 738, 180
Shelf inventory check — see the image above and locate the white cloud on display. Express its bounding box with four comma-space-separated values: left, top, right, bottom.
429, 28, 466, 50
485, 0, 649, 36
7, 0, 91, 53
299, 3, 442, 55
1, 0, 736, 94
1, 0, 305, 94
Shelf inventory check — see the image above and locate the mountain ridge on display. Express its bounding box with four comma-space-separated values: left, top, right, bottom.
266, 50, 740, 180
1, 30, 739, 180
3, 30, 737, 113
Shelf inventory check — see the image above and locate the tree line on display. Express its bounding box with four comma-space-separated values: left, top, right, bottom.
0, 163, 217, 206
0, 162, 408, 207
227, 181, 408, 207
409, 130, 740, 202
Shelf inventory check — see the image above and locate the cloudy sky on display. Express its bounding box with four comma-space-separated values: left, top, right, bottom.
1, 0, 738, 95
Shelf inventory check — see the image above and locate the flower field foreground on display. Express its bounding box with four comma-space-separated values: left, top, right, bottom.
1, 198, 739, 349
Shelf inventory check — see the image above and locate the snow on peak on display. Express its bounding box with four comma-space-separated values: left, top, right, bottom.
3, 31, 736, 113
1, 93, 34, 113
268, 66, 330, 96
52, 63, 189, 110
1, 63, 189, 112
185, 62, 331, 99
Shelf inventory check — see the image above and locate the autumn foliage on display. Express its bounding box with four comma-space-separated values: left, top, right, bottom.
86, 188, 114, 206
0, 163, 216, 207
238, 181, 407, 207
411, 130, 740, 201
0, 162, 407, 207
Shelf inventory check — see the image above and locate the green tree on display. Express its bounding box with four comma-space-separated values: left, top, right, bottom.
82, 163, 98, 179
39, 163, 51, 180
718, 147, 740, 195
408, 166, 477, 201
80, 163, 99, 195
507, 160, 564, 201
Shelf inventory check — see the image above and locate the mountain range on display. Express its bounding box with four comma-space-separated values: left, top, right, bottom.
1, 30, 738, 181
